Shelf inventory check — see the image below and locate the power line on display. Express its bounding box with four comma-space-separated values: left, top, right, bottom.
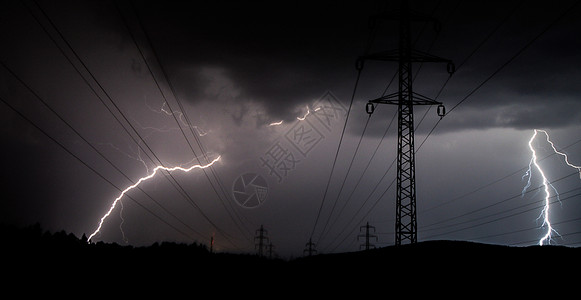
511, 229, 581, 246
317, 114, 372, 243
318, 109, 398, 251
414, 1, 524, 152
471, 215, 581, 242
327, 79, 580, 252
26, 0, 246, 248
116, 1, 253, 242
422, 170, 581, 232
326, 171, 397, 252
309, 64, 362, 240
422, 188, 581, 240
414, 0, 519, 133
447, 0, 581, 115
12, 1, 215, 243
0, 94, 196, 241
28, 0, 161, 168
423, 184, 581, 235
416, 0, 579, 157
0, 56, 213, 242
420, 135, 581, 217
308, 0, 391, 242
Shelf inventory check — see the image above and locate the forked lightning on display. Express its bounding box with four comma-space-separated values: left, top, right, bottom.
87, 156, 221, 242
522, 129, 581, 245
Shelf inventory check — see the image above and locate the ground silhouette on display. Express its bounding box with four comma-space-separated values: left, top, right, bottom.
2, 223, 579, 295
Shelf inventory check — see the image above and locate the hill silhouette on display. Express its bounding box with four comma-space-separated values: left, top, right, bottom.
2, 223, 579, 294
1, 223, 286, 290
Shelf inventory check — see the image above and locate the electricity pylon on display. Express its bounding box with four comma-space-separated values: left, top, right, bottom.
360, 0, 454, 245
254, 225, 269, 257
358, 222, 378, 251
303, 238, 317, 257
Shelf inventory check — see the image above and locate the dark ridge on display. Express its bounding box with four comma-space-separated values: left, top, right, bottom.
2, 223, 579, 294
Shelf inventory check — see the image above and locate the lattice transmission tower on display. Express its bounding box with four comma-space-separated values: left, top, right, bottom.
360, 0, 454, 245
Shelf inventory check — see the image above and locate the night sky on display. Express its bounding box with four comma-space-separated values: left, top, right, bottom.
1, 0, 580, 257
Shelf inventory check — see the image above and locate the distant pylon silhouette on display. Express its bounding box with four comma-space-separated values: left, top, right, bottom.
303, 238, 317, 256
254, 225, 269, 257
357, 222, 378, 250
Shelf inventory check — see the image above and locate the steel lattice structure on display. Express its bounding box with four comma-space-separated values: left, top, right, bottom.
361, 0, 454, 245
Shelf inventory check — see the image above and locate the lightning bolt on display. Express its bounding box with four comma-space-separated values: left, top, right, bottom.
296, 105, 312, 121
118, 199, 128, 244
145, 99, 209, 136
522, 129, 581, 245
87, 155, 221, 243
268, 120, 284, 126
267, 105, 322, 126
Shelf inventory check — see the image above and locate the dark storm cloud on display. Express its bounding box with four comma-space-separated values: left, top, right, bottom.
128, 0, 377, 122
437, 1, 581, 131
96, 0, 581, 133
347, 0, 581, 137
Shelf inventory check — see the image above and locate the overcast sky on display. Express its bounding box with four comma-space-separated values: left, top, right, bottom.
1, 0, 580, 257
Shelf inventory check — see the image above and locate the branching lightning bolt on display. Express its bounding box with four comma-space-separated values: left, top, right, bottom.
87, 155, 221, 243
522, 129, 581, 245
